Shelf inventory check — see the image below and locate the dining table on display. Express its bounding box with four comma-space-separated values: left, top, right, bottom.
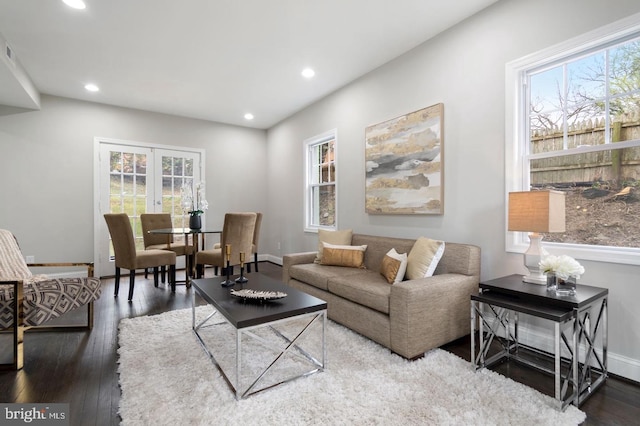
148, 227, 221, 287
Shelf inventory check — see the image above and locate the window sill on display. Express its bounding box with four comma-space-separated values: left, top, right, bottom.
506, 233, 640, 266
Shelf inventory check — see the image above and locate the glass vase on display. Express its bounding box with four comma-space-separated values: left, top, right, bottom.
555, 275, 577, 296
546, 272, 557, 292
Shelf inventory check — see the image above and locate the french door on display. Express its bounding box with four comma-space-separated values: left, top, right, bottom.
94, 139, 204, 277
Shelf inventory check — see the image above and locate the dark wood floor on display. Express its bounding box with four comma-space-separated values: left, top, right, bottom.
1, 262, 638, 425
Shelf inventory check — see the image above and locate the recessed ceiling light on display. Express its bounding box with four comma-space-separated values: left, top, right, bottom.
62, 0, 86, 9
84, 83, 99, 92
301, 68, 315, 79
244, 113, 254, 120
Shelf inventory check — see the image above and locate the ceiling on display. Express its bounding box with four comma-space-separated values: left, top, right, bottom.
0, 0, 497, 129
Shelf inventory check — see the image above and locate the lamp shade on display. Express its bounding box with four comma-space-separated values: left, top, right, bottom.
508, 190, 566, 233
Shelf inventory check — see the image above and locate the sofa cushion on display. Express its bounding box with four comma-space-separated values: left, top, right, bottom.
289, 263, 363, 291
321, 243, 367, 268
314, 229, 353, 263
406, 237, 445, 279
351, 235, 416, 272
328, 270, 391, 314
380, 248, 408, 284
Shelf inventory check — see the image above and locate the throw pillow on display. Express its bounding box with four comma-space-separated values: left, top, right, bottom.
0, 229, 33, 280
380, 248, 408, 284
320, 242, 367, 268
406, 237, 445, 280
314, 229, 353, 263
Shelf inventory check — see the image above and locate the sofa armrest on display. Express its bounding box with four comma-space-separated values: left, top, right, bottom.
282, 252, 317, 283
389, 273, 478, 359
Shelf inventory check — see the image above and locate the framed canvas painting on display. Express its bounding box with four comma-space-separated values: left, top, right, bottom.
365, 103, 444, 214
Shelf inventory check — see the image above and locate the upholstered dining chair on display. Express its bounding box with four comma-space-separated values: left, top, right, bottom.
195, 212, 257, 278
104, 213, 176, 301
212, 212, 262, 273
140, 213, 194, 279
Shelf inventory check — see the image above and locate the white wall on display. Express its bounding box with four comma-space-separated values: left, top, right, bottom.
0, 95, 268, 263
266, 0, 640, 381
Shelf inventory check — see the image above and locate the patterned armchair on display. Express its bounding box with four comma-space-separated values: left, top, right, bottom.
0, 229, 102, 370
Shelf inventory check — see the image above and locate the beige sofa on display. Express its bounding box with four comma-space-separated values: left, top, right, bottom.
283, 234, 480, 359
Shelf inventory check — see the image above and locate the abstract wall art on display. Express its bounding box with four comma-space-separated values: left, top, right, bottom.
365, 103, 444, 215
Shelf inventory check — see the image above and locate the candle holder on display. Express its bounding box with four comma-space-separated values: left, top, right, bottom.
235, 252, 248, 284
221, 245, 234, 287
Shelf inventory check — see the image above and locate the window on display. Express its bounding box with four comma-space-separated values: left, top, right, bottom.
305, 130, 337, 232
158, 152, 198, 226
506, 14, 640, 265
95, 139, 204, 277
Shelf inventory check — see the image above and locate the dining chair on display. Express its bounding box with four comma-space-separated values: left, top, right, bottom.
104, 213, 176, 301
212, 212, 262, 273
246, 212, 262, 273
195, 212, 257, 278
140, 213, 194, 279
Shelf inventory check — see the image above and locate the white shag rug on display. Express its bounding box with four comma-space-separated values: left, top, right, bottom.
117, 307, 586, 426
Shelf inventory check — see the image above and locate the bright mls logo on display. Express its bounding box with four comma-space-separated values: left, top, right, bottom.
1, 404, 69, 425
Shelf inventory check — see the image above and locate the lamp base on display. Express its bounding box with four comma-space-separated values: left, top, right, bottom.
522, 274, 547, 285
521, 232, 548, 286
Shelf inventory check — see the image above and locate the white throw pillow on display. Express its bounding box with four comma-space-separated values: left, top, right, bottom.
406, 237, 445, 280
380, 248, 408, 284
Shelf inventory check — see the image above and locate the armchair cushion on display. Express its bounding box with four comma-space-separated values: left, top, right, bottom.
0, 277, 101, 328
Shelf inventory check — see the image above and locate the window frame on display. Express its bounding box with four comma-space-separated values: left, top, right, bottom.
505, 13, 640, 266
304, 129, 338, 233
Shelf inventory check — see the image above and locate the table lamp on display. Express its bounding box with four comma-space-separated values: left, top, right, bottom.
508, 190, 566, 284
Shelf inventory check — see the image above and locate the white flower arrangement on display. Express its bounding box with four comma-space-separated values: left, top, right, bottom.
539, 255, 585, 281
180, 181, 208, 216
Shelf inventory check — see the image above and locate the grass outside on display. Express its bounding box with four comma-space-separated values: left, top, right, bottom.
108, 176, 189, 255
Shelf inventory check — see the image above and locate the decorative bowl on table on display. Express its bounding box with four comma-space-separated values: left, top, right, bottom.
230, 288, 287, 302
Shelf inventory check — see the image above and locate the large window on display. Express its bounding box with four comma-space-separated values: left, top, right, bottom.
305, 130, 337, 232
506, 14, 640, 265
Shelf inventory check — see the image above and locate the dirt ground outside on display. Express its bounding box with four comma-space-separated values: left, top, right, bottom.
542, 185, 640, 248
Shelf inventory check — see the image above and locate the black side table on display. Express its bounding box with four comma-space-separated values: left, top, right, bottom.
471, 274, 608, 410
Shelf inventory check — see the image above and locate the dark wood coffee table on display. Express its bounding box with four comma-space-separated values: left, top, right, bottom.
191, 273, 327, 400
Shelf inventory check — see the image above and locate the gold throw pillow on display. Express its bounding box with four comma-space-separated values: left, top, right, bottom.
320, 242, 367, 268
314, 229, 353, 264
380, 248, 408, 284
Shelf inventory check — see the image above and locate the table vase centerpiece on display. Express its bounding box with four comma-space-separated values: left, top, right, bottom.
181, 181, 208, 230
540, 254, 585, 296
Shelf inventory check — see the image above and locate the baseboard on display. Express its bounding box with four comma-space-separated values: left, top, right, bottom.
263, 254, 282, 266
500, 321, 640, 383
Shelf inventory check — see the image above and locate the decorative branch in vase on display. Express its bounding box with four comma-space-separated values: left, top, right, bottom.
180, 181, 208, 229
